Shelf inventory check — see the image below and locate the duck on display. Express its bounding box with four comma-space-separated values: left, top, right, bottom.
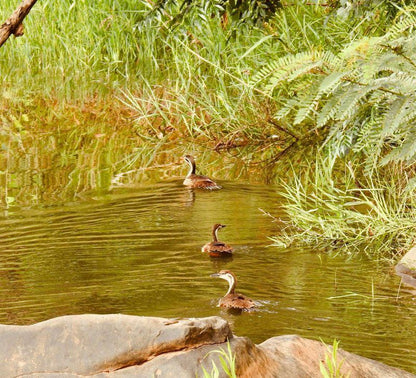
202, 224, 233, 257
210, 270, 256, 310
183, 155, 221, 190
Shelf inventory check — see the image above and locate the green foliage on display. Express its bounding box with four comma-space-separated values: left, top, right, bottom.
142, 0, 280, 29
272, 155, 416, 258
120, 0, 282, 142
319, 339, 348, 378
254, 7, 416, 168
201, 341, 237, 378
331, 0, 404, 22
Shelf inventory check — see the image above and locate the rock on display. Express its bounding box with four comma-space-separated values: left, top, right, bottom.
0, 314, 232, 377
260, 335, 415, 378
97, 336, 276, 378
0, 314, 414, 377
396, 246, 416, 288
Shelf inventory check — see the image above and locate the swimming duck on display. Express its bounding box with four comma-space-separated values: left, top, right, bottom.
202, 224, 233, 257
183, 155, 221, 190
210, 270, 256, 310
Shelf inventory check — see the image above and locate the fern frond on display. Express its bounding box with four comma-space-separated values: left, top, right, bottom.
294, 93, 320, 125
316, 92, 345, 127
251, 51, 314, 86
335, 84, 379, 121
274, 98, 299, 120
374, 72, 416, 93
381, 96, 412, 137
381, 125, 416, 164
385, 11, 416, 40
318, 72, 348, 95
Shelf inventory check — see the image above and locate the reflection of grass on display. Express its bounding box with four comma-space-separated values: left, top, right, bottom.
0, 102, 268, 208
201, 341, 237, 378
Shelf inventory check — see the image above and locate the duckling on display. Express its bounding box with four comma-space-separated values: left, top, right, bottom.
183, 155, 221, 190
210, 270, 256, 310
202, 224, 233, 258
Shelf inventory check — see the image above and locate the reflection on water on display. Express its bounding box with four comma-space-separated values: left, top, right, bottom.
0, 181, 415, 373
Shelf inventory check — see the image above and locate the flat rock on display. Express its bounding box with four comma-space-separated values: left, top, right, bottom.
0, 314, 231, 377
396, 246, 416, 287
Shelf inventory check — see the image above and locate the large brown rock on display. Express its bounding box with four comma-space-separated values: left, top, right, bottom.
260, 335, 415, 378
396, 246, 416, 288
0, 314, 232, 377
0, 314, 414, 377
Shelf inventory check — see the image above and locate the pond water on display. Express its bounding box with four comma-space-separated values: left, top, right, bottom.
0, 178, 415, 373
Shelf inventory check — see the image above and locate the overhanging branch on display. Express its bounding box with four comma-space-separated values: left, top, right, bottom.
0, 0, 38, 48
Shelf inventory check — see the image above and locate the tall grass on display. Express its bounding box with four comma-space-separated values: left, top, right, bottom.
1, 1, 392, 137
272, 155, 416, 259
1, 0, 144, 100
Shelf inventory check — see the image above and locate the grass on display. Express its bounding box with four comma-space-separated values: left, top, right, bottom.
1, 0, 143, 100
271, 154, 416, 259
319, 339, 348, 378
201, 341, 237, 378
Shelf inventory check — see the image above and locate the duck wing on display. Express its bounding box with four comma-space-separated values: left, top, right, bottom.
190, 175, 222, 190
211, 242, 233, 253
231, 294, 256, 309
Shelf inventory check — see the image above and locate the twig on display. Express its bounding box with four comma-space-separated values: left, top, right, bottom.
267, 118, 299, 140
0, 0, 38, 48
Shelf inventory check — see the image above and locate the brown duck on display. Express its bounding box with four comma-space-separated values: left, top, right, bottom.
210, 270, 256, 310
183, 155, 221, 190
201, 224, 233, 257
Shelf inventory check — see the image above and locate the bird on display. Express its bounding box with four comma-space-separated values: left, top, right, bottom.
202, 224, 233, 258
182, 155, 221, 190
210, 270, 256, 310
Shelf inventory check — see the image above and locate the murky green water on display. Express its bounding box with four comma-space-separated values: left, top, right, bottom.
0, 179, 415, 373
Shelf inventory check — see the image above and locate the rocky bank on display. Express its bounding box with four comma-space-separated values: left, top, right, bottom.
1, 314, 414, 377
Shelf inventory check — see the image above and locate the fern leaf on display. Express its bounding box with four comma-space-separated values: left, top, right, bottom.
294, 95, 319, 125
317, 92, 344, 127
318, 72, 347, 95
274, 99, 298, 120
381, 96, 411, 137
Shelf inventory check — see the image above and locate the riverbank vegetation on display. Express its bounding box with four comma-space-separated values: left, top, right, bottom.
1, 0, 416, 258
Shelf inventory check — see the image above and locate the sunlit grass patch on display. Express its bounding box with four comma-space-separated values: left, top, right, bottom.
272, 155, 416, 259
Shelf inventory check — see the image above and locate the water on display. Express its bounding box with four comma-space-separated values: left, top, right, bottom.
0, 180, 415, 373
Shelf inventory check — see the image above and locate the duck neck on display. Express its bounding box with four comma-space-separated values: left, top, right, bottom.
212, 226, 219, 242
225, 275, 236, 295
187, 160, 196, 177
